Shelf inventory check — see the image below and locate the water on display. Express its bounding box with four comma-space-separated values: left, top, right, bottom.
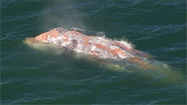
1, 0, 186, 104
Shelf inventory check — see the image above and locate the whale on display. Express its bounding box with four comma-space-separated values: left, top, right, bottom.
24, 27, 185, 84
24, 28, 160, 70
23, 28, 170, 70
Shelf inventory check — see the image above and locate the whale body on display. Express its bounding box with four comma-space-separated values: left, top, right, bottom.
24, 27, 185, 84
24, 28, 159, 70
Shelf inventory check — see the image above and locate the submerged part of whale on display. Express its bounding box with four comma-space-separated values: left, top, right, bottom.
24, 28, 167, 70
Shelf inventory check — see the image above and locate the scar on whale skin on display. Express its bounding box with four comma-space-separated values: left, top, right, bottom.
24, 28, 166, 70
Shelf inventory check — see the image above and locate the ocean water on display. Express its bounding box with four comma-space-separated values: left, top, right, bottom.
1, 0, 186, 104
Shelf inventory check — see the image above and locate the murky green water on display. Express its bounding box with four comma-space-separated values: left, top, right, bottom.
1, 0, 186, 104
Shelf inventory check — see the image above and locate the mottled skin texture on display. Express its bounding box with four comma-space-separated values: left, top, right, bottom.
24, 28, 156, 70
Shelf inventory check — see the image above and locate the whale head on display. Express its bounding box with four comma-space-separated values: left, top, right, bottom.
23, 28, 66, 54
